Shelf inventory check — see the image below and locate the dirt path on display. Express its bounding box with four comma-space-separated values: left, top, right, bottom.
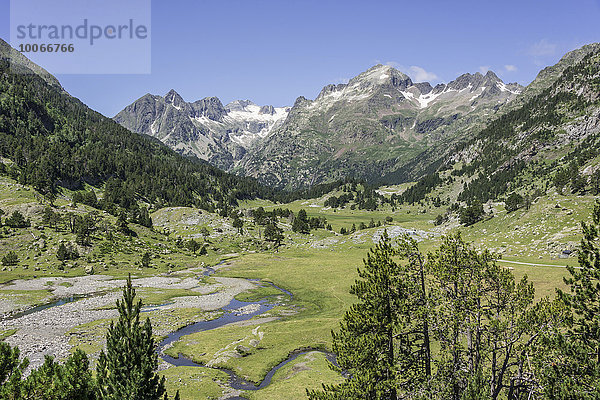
496, 259, 579, 268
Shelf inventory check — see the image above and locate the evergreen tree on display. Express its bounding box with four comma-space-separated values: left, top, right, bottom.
308, 232, 428, 399
232, 216, 244, 234
1, 251, 19, 266
264, 222, 283, 247
199, 244, 208, 256
116, 210, 136, 237
0, 341, 28, 398
505, 192, 523, 212
57, 243, 69, 261
96, 275, 166, 400
200, 227, 210, 242
4, 210, 30, 228
0, 343, 95, 400
292, 209, 310, 234
141, 252, 151, 268
309, 232, 554, 399
553, 199, 600, 396
42, 206, 61, 230
23, 351, 96, 400
459, 201, 484, 226
187, 239, 201, 254
138, 206, 153, 228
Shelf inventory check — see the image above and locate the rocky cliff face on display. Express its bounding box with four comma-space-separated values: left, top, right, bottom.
114, 91, 289, 170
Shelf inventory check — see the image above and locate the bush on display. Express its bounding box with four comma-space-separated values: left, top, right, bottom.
57, 243, 79, 261
2, 251, 19, 266
4, 211, 30, 228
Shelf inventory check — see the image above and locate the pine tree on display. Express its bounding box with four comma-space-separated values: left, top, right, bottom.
1, 343, 95, 400
554, 199, 600, 396
232, 217, 244, 234
264, 222, 283, 247
96, 275, 166, 400
307, 231, 428, 399
292, 209, 310, 234
1, 251, 19, 266
138, 206, 153, 228
57, 243, 69, 261
199, 244, 208, 256
4, 210, 30, 228
0, 342, 29, 398
141, 252, 151, 268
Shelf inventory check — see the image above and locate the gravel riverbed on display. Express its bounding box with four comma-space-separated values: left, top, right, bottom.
0, 269, 257, 369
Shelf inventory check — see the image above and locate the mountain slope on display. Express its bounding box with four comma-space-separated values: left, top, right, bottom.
237, 65, 522, 189
114, 91, 289, 170
382, 43, 600, 185
0, 39, 65, 92
456, 47, 600, 203
397, 43, 600, 208
0, 38, 273, 210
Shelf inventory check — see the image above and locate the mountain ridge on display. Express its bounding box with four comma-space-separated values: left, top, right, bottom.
116, 63, 523, 189
114, 89, 290, 170
236, 64, 523, 189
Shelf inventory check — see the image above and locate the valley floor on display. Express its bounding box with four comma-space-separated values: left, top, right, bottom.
0, 177, 593, 399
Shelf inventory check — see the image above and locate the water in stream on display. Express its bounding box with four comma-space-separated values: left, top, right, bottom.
1, 264, 334, 398
156, 265, 335, 398
1, 295, 84, 321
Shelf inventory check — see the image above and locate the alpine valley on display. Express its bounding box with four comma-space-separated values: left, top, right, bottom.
3, 31, 600, 400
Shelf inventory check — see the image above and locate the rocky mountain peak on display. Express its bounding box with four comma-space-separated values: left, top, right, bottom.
350, 64, 412, 90
191, 97, 226, 121
484, 70, 500, 81
164, 89, 185, 107
259, 105, 276, 115
226, 100, 256, 112
316, 83, 348, 100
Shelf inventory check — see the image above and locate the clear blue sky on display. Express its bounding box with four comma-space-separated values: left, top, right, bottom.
1, 0, 599, 117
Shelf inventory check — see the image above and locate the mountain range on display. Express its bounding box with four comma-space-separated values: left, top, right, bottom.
2, 36, 599, 208
114, 92, 289, 171
115, 64, 524, 189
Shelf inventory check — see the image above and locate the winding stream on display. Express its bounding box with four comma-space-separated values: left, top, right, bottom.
1, 263, 337, 398
156, 264, 337, 398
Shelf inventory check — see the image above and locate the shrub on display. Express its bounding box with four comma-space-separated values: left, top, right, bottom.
2, 251, 19, 266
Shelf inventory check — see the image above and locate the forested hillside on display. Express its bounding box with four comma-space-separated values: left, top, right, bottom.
394, 45, 600, 209
0, 44, 276, 213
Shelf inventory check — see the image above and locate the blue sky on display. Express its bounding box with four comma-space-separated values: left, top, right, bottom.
1, 0, 599, 117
